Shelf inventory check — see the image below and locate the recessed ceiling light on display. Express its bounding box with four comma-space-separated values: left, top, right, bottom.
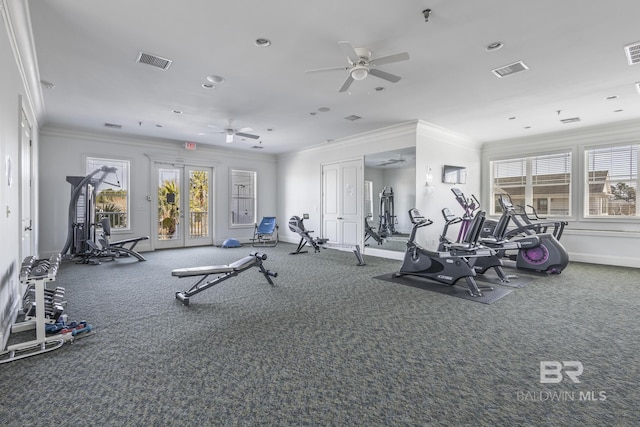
202, 83, 215, 89
206, 75, 224, 84
614, 109, 624, 113
375, 86, 386, 92
309, 112, 317, 116
156, 124, 163, 128
267, 128, 273, 131
523, 126, 531, 129
486, 42, 504, 52
318, 107, 330, 112
172, 109, 183, 114
254, 38, 271, 47
508, 116, 516, 120
605, 95, 619, 100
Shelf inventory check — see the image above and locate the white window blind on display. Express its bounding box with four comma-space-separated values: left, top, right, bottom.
585, 145, 638, 217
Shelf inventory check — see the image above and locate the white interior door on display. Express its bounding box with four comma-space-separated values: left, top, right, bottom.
322, 159, 362, 246
155, 163, 213, 249
19, 110, 33, 260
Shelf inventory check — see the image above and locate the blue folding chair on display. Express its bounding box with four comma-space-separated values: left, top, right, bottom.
251, 217, 279, 247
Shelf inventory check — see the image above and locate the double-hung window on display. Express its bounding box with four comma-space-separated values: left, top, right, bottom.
490, 152, 572, 217
585, 144, 637, 217
86, 157, 130, 230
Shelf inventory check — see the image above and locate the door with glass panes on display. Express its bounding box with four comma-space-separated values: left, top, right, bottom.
155, 164, 213, 249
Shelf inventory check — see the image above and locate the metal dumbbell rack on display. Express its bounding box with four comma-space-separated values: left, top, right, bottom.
0, 255, 74, 364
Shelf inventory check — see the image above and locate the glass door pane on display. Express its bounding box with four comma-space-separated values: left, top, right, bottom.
185, 167, 213, 246
157, 166, 183, 248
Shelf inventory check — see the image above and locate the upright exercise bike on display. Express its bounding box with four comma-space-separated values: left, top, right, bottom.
395, 208, 494, 297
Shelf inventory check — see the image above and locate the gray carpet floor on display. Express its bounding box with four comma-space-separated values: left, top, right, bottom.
1, 243, 638, 426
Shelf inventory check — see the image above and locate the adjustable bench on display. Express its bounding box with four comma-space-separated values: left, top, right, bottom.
172, 252, 277, 306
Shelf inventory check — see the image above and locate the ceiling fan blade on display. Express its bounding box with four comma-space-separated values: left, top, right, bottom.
236, 127, 253, 133
338, 74, 354, 93
369, 51, 410, 66
369, 68, 401, 83
236, 132, 260, 139
338, 41, 360, 63
305, 66, 349, 74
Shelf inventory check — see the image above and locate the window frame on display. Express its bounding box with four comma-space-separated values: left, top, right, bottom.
583, 142, 638, 219
86, 156, 131, 231
489, 150, 573, 218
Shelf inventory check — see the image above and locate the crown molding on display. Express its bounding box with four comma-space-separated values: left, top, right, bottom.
1, 0, 44, 124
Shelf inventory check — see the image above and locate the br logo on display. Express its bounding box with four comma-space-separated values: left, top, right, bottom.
540, 361, 583, 383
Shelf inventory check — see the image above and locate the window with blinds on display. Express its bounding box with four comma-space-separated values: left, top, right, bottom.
585, 144, 638, 217
490, 152, 571, 216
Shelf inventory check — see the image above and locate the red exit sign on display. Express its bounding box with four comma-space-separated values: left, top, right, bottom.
184, 142, 196, 150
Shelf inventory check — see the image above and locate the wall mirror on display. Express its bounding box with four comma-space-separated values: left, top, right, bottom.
364, 147, 416, 252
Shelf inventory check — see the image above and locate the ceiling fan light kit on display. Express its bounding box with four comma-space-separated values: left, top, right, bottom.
306, 41, 409, 92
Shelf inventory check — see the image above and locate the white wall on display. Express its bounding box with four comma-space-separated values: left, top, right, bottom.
277, 121, 417, 246
38, 127, 277, 256
414, 120, 482, 250
481, 119, 640, 268
0, 1, 42, 349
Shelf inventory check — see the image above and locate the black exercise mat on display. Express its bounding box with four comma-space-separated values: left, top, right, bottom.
475, 268, 537, 288
374, 273, 513, 304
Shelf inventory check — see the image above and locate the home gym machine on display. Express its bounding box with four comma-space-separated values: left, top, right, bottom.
61, 166, 148, 263
378, 187, 397, 238
364, 216, 384, 245
173, 252, 277, 306
288, 215, 366, 266
395, 208, 495, 297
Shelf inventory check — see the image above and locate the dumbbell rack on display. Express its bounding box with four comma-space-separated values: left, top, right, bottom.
0, 255, 74, 364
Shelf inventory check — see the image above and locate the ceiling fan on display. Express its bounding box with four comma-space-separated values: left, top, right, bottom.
212, 121, 260, 143
306, 41, 410, 92
378, 155, 407, 167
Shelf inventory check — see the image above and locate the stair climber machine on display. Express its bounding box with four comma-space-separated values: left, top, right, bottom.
451, 188, 569, 274
394, 208, 495, 297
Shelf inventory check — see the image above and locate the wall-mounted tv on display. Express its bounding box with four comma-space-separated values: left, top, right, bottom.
442, 165, 466, 184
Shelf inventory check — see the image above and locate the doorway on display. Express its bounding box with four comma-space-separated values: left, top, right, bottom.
19, 109, 33, 260
155, 163, 213, 249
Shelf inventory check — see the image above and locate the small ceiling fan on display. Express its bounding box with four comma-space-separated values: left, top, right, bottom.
306, 41, 410, 92
378, 155, 407, 167
212, 121, 260, 143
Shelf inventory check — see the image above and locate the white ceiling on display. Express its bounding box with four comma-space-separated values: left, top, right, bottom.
27, 0, 640, 154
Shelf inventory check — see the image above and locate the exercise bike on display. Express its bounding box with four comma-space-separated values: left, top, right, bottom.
445, 189, 542, 281
395, 208, 494, 297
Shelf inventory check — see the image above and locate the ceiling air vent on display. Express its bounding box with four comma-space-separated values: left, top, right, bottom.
560, 117, 581, 124
344, 115, 362, 121
251, 145, 264, 149
624, 42, 640, 65
104, 122, 122, 129
136, 51, 173, 70
492, 61, 529, 78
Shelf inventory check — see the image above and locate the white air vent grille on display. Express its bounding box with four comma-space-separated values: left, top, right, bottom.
560, 117, 581, 124
344, 115, 362, 121
251, 145, 264, 149
492, 61, 529, 78
104, 123, 122, 129
136, 51, 173, 70
624, 42, 640, 65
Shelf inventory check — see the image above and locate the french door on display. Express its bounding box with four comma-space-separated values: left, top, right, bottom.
155, 164, 213, 249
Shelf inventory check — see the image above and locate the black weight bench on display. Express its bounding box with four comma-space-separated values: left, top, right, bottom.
172, 252, 277, 306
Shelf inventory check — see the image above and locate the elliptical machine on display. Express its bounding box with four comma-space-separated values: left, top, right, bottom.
395, 208, 494, 297
471, 191, 569, 274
